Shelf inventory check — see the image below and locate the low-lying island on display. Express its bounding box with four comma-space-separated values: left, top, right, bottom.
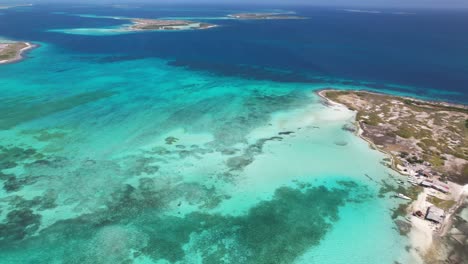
0, 41, 36, 64
129, 19, 217, 31
228, 13, 304, 20
319, 89, 468, 263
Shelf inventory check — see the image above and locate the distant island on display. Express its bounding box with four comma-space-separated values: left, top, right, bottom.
228, 13, 304, 20
128, 19, 216, 31
320, 89, 468, 262
0, 41, 36, 64
50, 17, 218, 35
0, 4, 32, 9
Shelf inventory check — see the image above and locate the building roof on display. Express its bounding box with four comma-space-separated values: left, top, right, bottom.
420, 180, 432, 187
425, 206, 445, 223
432, 181, 450, 192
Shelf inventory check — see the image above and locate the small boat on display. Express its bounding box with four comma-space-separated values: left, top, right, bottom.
396, 193, 411, 200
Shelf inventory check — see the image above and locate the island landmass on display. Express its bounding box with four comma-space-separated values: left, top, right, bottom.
128, 19, 216, 31
319, 89, 468, 263
228, 13, 304, 20
0, 41, 36, 64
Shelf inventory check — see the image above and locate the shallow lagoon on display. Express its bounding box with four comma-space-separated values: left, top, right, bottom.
0, 43, 417, 264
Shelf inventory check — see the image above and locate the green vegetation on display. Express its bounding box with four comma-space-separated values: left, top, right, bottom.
446, 155, 468, 183
363, 113, 382, 126
420, 138, 439, 148
395, 125, 416, 139
426, 196, 456, 211
403, 98, 468, 114
406, 155, 424, 164
323, 90, 350, 103
0, 50, 17, 60
0, 43, 26, 61
405, 186, 423, 200
323, 89, 468, 184
130, 19, 215, 31
426, 155, 445, 167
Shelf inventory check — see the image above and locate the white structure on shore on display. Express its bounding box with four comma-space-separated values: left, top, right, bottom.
425, 206, 445, 223
419, 180, 450, 193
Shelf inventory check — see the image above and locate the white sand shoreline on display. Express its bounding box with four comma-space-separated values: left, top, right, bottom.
316, 88, 467, 263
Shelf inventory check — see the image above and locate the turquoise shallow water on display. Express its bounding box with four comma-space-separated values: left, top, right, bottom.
5, 4, 467, 263
0, 42, 417, 264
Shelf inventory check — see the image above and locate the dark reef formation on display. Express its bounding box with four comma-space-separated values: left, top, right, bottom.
0, 179, 370, 263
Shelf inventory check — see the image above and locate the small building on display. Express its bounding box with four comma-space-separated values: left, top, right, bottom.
420, 180, 433, 188
425, 206, 445, 223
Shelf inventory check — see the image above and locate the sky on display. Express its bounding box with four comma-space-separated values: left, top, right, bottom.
2, 0, 468, 9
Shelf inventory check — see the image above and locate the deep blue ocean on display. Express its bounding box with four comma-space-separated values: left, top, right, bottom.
1, 4, 467, 102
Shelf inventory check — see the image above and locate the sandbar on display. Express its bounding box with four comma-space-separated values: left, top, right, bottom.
228, 12, 305, 20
